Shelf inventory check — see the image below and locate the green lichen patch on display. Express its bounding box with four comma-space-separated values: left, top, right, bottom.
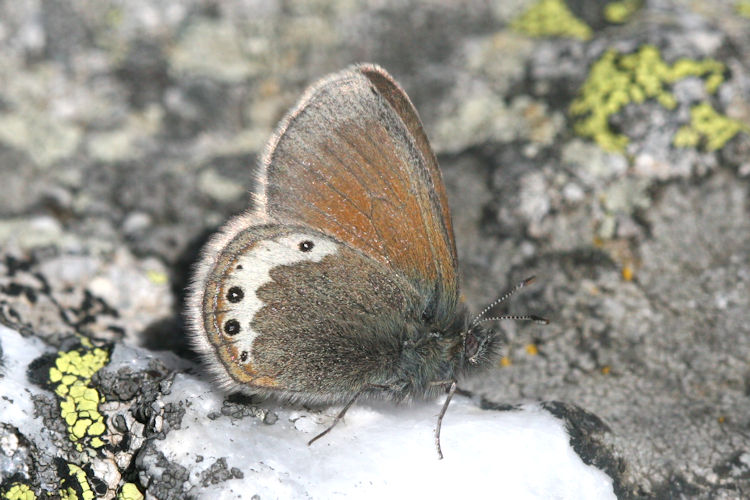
48, 341, 110, 451
117, 483, 144, 500
1, 483, 36, 500
673, 103, 749, 151
604, 0, 642, 23
58, 463, 94, 500
737, 1, 750, 18
570, 45, 726, 152
511, 0, 592, 40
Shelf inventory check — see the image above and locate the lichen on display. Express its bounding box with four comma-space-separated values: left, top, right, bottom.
117, 483, 144, 500
1, 484, 36, 500
145, 269, 169, 285
570, 45, 726, 152
737, 1, 750, 18
59, 463, 94, 500
604, 0, 642, 23
622, 265, 634, 281
511, 0, 592, 40
673, 103, 749, 151
49, 342, 110, 451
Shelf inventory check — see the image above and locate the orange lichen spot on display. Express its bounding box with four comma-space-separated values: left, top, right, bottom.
525, 344, 539, 356
622, 266, 634, 281
601, 365, 611, 375
500, 356, 512, 367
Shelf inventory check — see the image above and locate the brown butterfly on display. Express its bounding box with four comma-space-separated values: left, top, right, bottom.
187, 64, 547, 458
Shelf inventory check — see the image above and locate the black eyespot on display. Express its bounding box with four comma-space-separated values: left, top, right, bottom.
236, 265, 243, 270
240, 351, 248, 362
226, 286, 244, 303
299, 240, 314, 252
224, 319, 240, 336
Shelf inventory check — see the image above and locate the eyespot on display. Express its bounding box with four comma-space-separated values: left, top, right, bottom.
226, 286, 244, 303
299, 240, 314, 252
240, 351, 248, 362
224, 319, 241, 336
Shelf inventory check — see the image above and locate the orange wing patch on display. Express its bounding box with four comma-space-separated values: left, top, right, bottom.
360, 65, 457, 257
261, 65, 458, 304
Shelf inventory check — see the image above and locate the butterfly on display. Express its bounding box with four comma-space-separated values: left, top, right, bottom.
186, 63, 547, 458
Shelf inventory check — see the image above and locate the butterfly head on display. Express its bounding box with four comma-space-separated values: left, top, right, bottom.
454, 276, 549, 373
462, 323, 503, 367
413, 302, 503, 380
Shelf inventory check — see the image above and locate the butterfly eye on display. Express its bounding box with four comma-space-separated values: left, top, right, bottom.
299, 240, 315, 252
464, 332, 479, 361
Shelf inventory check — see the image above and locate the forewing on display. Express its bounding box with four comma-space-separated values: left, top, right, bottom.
257, 64, 459, 312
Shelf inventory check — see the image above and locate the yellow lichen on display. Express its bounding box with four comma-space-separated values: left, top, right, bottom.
49, 344, 110, 451
737, 1, 750, 18
673, 103, 749, 151
117, 483, 144, 500
604, 0, 642, 23
2, 483, 36, 500
89, 437, 105, 448
525, 343, 539, 356
570, 45, 727, 152
59, 464, 94, 500
145, 269, 169, 285
512, 0, 592, 40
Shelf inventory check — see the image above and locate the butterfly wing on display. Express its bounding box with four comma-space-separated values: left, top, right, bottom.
256, 64, 459, 320
188, 221, 421, 399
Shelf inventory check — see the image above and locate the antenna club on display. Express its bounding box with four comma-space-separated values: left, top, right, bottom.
530, 315, 550, 325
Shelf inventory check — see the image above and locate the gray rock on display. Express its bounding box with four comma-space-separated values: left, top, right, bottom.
1, 0, 749, 498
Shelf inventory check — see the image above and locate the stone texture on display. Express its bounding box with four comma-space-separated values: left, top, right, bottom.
1, 0, 749, 498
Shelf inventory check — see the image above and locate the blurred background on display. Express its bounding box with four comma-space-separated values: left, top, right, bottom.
1, 0, 749, 497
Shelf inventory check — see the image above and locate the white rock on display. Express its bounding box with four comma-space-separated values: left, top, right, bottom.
157, 374, 616, 499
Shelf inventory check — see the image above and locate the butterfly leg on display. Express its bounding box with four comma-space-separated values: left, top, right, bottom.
307, 386, 370, 446
434, 379, 457, 460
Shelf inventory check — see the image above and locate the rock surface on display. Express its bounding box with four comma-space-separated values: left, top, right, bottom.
1, 0, 749, 498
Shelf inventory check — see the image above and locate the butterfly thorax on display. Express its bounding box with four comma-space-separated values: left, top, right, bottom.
391, 306, 501, 399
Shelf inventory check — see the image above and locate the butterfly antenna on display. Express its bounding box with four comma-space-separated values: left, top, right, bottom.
471, 276, 542, 327
473, 314, 550, 326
